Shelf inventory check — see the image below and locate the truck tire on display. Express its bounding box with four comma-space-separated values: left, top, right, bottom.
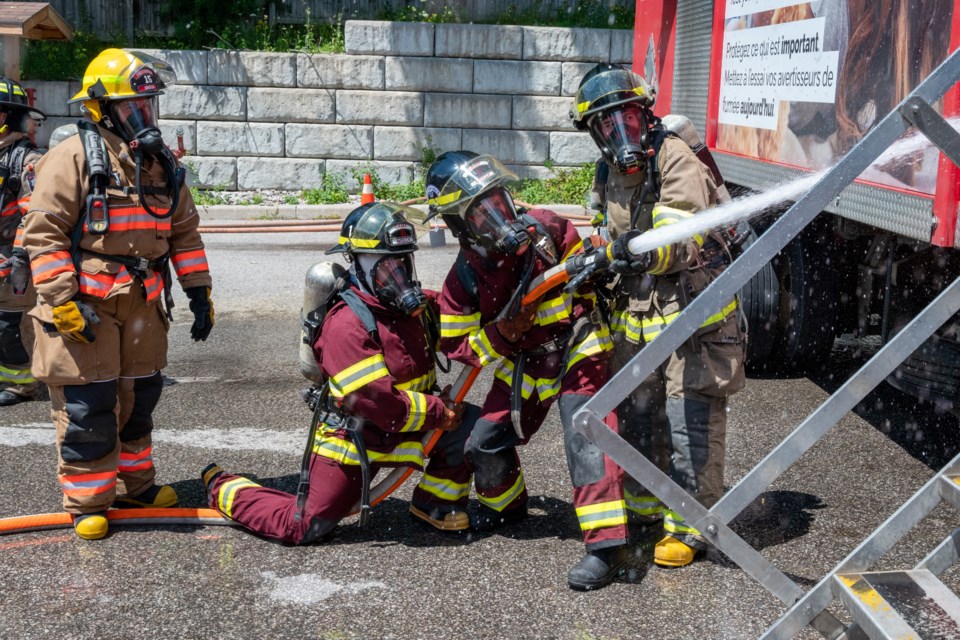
887, 322, 960, 411
736, 221, 780, 370
766, 216, 841, 374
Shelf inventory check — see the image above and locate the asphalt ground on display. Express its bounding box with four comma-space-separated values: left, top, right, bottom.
2, 229, 960, 640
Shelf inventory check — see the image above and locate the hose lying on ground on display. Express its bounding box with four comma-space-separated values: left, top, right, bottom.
0, 508, 233, 536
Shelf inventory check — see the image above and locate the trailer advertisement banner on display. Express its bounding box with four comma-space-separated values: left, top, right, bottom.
713, 0, 955, 197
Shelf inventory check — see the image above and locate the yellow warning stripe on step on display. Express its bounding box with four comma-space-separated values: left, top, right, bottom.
837, 575, 895, 614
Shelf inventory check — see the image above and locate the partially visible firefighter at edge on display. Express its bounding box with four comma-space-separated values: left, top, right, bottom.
571, 64, 746, 568
0, 77, 46, 407
22, 49, 214, 541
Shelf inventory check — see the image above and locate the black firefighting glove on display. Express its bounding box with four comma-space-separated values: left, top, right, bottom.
563, 236, 611, 294
185, 286, 215, 342
608, 230, 654, 275
52, 300, 100, 343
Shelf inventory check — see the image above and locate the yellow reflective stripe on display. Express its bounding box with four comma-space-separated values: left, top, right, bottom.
562, 239, 584, 260
624, 490, 662, 517
345, 237, 380, 249
535, 295, 571, 325
313, 433, 426, 467
401, 389, 429, 432
648, 245, 671, 275
329, 354, 389, 398
427, 189, 462, 207
440, 312, 481, 338
217, 477, 261, 518
641, 299, 738, 341
417, 473, 471, 501
478, 470, 526, 512
469, 328, 503, 367
651, 205, 695, 227
576, 100, 591, 114
611, 308, 642, 342
494, 359, 535, 399
663, 509, 700, 536
395, 370, 437, 393
0, 364, 37, 385
565, 325, 613, 373
576, 500, 628, 531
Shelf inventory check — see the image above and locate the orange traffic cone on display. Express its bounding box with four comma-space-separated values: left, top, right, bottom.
360, 173, 375, 205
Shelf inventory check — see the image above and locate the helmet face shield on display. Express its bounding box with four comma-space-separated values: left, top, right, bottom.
328, 202, 421, 255
588, 102, 647, 174
426, 154, 518, 218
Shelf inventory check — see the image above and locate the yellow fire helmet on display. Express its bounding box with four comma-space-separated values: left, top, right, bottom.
69, 48, 176, 122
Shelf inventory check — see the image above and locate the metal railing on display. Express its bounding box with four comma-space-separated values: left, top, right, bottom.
572, 46, 960, 639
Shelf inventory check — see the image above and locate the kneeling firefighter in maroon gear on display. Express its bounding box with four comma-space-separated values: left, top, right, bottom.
202, 202, 475, 544
426, 151, 631, 590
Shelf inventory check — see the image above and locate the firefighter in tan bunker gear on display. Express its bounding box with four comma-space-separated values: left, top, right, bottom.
571, 64, 745, 567
22, 49, 214, 540
0, 78, 46, 406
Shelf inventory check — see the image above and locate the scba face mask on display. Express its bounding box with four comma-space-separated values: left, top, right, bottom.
108, 96, 164, 156
590, 103, 648, 174
356, 253, 427, 316
464, 187, 531, 256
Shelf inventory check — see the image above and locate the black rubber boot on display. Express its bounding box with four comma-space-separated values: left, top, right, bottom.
0, 389, 28, 406
471, 503, 528, 532
567, 545, 633, 591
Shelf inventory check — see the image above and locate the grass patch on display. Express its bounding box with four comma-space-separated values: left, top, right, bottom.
190, 187, 229, 206
515, 164, 595, 206
302, 174, 350, 205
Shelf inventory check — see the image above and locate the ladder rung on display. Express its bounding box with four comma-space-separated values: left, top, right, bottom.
834, 570, 960, 639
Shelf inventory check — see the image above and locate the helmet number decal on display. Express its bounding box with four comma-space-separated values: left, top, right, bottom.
130, 67, 159, 94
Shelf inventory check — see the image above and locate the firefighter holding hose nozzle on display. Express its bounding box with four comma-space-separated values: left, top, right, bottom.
427, 151, 632, 591
568, 63, 746, 568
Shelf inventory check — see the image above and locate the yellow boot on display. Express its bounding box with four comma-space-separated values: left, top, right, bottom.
73, 512, 109, 540
409, 502, 470, 531
654, 535, 700, 567
113, 484, 178, 509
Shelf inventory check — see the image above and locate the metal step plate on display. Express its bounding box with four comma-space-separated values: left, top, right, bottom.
834, 570, 960, 639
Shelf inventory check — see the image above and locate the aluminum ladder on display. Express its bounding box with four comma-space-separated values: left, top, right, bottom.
572, 46, 960, 639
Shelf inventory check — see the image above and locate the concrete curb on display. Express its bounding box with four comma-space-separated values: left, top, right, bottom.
198, 202, 590, 221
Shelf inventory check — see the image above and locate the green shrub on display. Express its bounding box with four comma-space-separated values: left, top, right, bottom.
302, 174, 350, 204
189, 187, 229, 206
515, 164, 595, 205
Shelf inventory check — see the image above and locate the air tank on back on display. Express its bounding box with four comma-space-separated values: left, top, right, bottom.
661, 114, 732, 204
299, 261, 348, 384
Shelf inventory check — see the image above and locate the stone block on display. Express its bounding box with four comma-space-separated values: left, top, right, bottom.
286, 124, 373, 159
34, 116, 76, 149
296, 54, 384, 90
385, 57, 473, 93
461, 130, 549, 165
549, 132, 598, 165
336, 90, 423, 126
561, 62, 597, 96
326, 159, 416, 188
237, 158, 325, 190
345, 21, 434, 56
610, 29, 634, 64
135, 49, 208, 85
424, 93, 511, 129
512, 96, 575, 131
158, 119, 197, 155
21, 81, 71, 117
522, 26, 611, 62
161, 86, 246, 120
374, 126, 461, 161
435, 24, 522, 59
248, 88, 335, 123
473, 60, 561, 96
507, 164, 562, 181
207, 51, 297, 87
196, 122, 284, 157
182, 156, 237, 189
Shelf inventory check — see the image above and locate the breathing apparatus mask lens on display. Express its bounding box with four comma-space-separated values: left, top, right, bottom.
108, 97, 162, 150
358, 254, 427, 316
464, 188, 530, 256
591, 103, 647, 174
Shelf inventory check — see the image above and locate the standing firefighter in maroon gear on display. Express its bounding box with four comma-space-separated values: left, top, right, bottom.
202, 203, 474, 544
426, 151, 631, 591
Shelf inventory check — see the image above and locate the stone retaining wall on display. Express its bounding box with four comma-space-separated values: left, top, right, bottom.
23, 21, 633, 191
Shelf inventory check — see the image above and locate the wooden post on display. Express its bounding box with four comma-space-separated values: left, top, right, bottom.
2, 34, 20, 81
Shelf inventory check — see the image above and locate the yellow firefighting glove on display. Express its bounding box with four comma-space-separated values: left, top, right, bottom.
52, 300, 100, 343
185, 286, 215, 342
